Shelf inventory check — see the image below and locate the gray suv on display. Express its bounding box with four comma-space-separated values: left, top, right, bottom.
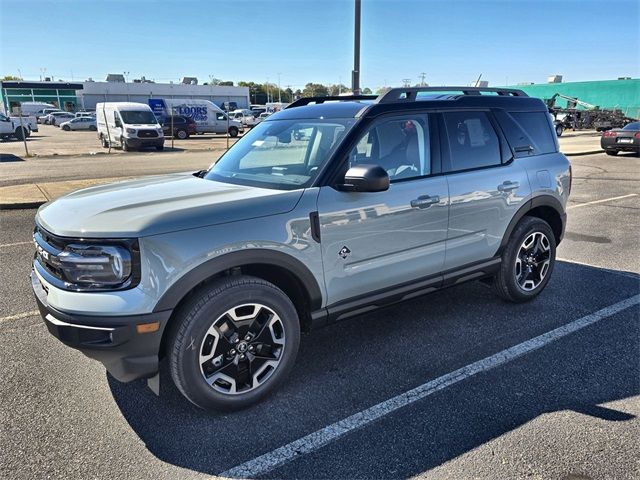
31, 87, 570, 411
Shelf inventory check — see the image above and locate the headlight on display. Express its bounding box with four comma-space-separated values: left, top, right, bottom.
126, 128, 137, 134
57, 244, 132, 287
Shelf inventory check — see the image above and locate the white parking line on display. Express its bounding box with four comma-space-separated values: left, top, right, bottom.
220, 294, 640, 479
0, 241, 33, 248
557, 258, 639, 279
567, 193, 638, 210
0, 310, 39, 323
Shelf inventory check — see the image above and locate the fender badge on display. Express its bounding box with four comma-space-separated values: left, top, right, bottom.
339, 246, 351, 259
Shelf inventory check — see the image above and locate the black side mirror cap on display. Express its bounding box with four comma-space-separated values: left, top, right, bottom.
336, 164, 390, 192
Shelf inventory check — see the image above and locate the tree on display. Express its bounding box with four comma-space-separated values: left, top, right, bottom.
328, 84, 351, 96
302, 83, 329, 97
362, 87, 372, 94
376, 86, 392, 95
1, 75, 22, 81
218, 81, 234, 86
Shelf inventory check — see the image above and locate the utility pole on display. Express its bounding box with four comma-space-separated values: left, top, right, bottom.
418, 73, 427, 86
402, 78, 411, 88
352, 0, 361, 94
124, 71, 130, 83
40, 68, 46, 82
277, 73, 282, 103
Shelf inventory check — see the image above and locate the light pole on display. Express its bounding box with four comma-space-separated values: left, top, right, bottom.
123, 71, 130, 83
40, 68, 47, 82
352, 0, 361, 95
277, 73, 282, 103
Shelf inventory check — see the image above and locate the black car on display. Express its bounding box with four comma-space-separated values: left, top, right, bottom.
161, 115, 197, 139
601, 121, 640, 156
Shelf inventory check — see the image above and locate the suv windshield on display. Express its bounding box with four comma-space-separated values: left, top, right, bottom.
120, 111, 158, 124
205, 118, 355, 190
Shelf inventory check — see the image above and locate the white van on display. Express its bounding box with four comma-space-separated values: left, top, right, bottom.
14, 101, 57, 117
149, 98, 244, 137
96, 102, 164, 151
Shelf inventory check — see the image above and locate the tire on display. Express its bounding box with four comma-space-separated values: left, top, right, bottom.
492, 216, 556, 303
156, 145, 164, 151
168, 275, 300, 411
89, 125, 97, 131
555, 124, 563, 137
14, 127, 27, 140
176, 129, 188, 140
101, 135, 109, 148
62, 125, 70, 131
228, 127, 239, 138
605, 150, 618, 156
121, 137, 129, 151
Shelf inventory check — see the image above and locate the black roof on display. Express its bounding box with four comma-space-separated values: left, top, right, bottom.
269, 87, 547, 121
0, 81, 84, 90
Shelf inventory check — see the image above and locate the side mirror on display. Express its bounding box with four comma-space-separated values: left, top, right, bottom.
337, 164, 389, 192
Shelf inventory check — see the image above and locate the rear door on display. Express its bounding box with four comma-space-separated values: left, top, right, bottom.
440, 110, 531, 270
317, 113, 449, 306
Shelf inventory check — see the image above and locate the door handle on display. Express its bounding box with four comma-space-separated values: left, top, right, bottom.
498, 181, 520, 192
411, 195, 440, 209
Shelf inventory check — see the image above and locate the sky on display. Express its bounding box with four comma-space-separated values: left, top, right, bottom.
1, 0, 638, 90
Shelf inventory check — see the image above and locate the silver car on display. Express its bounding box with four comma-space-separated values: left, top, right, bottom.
60, 116, 97, 131
32, 86, 570, 411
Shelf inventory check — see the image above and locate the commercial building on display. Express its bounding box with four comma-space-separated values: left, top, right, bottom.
506, 78, 640, 118
1, 79, 250, 113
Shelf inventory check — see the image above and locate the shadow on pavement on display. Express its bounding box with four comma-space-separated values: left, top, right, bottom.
0, 153, 25, 162
108, 261, 639, 478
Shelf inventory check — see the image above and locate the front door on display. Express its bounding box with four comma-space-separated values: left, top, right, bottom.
317, 113, 449, 306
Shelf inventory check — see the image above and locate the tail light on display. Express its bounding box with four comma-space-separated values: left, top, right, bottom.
635, 132, 640, 138
603, 131, 617, 137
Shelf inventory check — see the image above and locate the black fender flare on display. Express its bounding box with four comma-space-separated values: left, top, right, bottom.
153, 249, 323, 312
497, 195, 566, 253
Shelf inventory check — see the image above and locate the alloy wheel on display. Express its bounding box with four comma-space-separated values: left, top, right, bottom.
199, 303, 286, 395
515, 231, 551, 291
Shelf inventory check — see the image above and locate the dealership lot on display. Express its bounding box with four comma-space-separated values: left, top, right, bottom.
0, 123, 241, 157
1, 152, 638, 479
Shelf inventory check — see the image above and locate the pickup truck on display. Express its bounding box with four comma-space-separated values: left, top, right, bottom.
230, 109, 259, 128
0, 112, 37, 140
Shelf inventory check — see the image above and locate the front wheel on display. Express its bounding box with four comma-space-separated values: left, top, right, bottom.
14, 127, 27, 140
168, 275, 300, 411
492, 216, 556, 303
176, 129, 188, 140
228, 127, 239, 138
62, 125, 71, 131
605, 150, 618, 156
121, 137, 129, 151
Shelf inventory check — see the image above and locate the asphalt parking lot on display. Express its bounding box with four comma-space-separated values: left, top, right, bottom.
1, 152, 638, 479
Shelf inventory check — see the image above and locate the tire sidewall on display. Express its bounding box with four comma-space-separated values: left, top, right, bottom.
501, 217, 556, 301
171, 279, 300, 410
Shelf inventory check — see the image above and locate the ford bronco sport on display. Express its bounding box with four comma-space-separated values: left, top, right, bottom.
32, 87, 570, 411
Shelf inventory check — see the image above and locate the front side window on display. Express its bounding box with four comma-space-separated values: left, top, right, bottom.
205, 118, 354, 190
443, 111, 501, 172
347, 115, 430, 181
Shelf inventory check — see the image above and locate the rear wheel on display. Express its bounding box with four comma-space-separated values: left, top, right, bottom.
62, 125, 71, 131
89, 125, 97, 131
606, 150, 618, 156
555, 124, 563, 137
156, 144, 164, 151
168, 275, 300, 411
493, 216, 556, 303
228, 127, 239, 138
176, 129, 188, 140
14, 127, 27, 140
101, 135, 109, 148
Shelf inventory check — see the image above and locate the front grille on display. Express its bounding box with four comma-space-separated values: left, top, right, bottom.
137, 129, 158, 138
33, 226, 65, 283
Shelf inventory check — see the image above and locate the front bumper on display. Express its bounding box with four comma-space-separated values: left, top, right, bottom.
125, 137, 164, 148
31, 271, 172, 382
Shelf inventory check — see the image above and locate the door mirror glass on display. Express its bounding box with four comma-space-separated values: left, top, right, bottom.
337, 164, 390, 192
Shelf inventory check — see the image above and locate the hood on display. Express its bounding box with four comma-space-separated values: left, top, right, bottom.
37, 173, 303, 238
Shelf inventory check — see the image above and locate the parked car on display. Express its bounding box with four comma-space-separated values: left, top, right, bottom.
47, 112, 75, 126
230, 109, 258, 127
31, 87, 570, 411
60, 117, 97, 131
255, 112, 271, 124
160, 115, 197, 139
149, 98, 244, 137
38, 109, 63, 124
75, 111, 96, 118
96, 102, 164, 151
0, 112, 32, 140
600, 121, 640, 156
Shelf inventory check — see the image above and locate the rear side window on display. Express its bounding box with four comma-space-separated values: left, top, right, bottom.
442, 111, 501, 172
509, 112, 556, 154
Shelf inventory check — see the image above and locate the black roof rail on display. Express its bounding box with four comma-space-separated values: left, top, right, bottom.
376, 86, 528, 104
286, 95, 378, 109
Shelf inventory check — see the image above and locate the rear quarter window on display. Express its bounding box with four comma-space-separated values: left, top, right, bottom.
503, 111, 557, 156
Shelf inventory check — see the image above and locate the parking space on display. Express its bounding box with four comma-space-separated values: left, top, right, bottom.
0, 123, 241, 158
1, 152, 638, 479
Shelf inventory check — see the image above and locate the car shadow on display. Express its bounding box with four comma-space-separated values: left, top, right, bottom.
0, 153, 25, 162
107, 261, 639, 478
